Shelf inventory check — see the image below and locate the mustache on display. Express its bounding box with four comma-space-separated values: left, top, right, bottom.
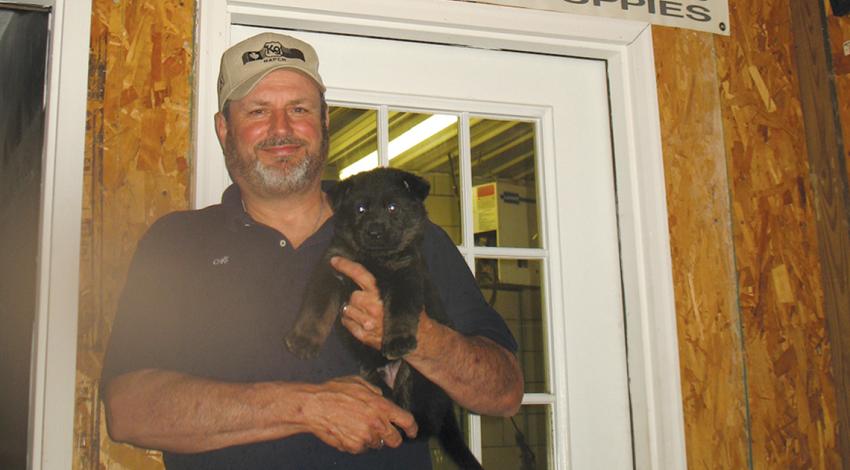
255, 135, 307, 150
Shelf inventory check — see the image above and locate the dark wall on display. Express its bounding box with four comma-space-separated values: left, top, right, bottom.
0, 8, 49, 470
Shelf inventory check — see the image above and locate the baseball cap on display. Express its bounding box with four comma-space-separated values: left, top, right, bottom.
217, 32, 326, 112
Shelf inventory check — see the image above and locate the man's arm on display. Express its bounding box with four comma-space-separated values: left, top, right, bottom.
333, 257, 524, 417
407, 313, 523, 416
102, 369, 418, 454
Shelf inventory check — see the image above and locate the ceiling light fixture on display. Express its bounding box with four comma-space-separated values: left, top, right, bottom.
339, 114, 458, 179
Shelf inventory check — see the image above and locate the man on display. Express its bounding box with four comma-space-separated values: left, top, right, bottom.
101, 32, 523, 469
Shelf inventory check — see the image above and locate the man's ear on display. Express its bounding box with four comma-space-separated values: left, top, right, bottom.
214, 112, 228, 152
324, 105, 330, 131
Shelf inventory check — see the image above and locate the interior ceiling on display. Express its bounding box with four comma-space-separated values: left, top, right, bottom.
327, 107, 537, 184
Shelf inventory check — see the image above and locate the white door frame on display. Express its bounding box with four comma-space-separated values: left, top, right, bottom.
194, 1, 686, 469
15, 0, 92, 469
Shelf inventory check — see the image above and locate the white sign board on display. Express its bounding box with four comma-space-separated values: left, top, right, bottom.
458, 0, 730, 35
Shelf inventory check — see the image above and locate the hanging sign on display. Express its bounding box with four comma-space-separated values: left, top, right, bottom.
457, 0, 730, 35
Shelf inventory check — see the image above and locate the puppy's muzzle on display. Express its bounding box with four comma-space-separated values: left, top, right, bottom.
365, 222, 387, 242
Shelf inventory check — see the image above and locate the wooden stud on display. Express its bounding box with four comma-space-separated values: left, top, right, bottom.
790, 0, 850, 467
826, 1, 850, 200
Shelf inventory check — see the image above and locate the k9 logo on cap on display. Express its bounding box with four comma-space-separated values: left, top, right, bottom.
241, 41, 306, 65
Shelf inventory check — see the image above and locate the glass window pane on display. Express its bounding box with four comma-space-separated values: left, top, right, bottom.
388, 110, 462, 244
482, 405, 553, 470
471, 118, 540, 248
327, 106, 378, 180
476, 258, 548, 393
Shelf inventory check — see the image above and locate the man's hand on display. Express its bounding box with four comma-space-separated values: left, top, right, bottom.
331, 256, 386, 351
303, 376, 418, 453
330, 256, 523, 417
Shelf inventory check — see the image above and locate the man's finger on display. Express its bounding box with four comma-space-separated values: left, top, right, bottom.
374, 401, 417, 439
330, 256, 377, 291
384, 405, 418, 439
351, 376, 383, 395
336, 375, 383, 395
341, 301, 377, 331
340, 315, 364, 338
381, 430, 403, 448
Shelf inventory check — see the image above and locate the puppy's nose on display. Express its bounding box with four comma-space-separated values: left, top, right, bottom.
366, 223, 385, 240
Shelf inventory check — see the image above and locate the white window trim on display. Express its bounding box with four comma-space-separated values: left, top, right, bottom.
20, 0, 92, 469
194, 1, 686, 469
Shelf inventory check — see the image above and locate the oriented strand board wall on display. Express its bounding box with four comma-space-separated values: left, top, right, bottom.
73, 0, 194, 468
652, 28, 751, 469
716, 1, 839, 468
656, 0, 845, 468
657, 1, 844, 468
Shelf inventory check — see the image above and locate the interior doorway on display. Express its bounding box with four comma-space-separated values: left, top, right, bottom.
0, 5, 49, 469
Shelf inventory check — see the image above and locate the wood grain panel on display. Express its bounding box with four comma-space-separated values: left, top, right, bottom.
74, 1, 195, 469
826, 2, 850, 190
652, 26, 750, 470
714, 1, 840, 468
794, 1, 850, 467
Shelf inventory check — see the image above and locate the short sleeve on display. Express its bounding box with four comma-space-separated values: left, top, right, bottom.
100, 214, 193, 388
422, 223, 518, 353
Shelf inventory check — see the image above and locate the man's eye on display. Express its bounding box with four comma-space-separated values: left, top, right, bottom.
386, 203, 397, 213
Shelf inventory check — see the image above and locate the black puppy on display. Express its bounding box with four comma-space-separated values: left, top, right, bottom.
285, 167, 483, 469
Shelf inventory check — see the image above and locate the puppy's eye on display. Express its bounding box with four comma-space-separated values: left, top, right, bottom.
356, 203, 368, 214
387, 202, 397, 213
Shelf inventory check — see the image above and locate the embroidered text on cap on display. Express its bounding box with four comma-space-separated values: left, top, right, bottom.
242, 42, 306, 64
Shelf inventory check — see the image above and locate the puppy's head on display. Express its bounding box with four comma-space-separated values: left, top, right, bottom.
329, 168, 430, 253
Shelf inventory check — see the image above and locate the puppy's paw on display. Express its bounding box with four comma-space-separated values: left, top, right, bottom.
383, 335, 417, 360
284, 331, 322, 359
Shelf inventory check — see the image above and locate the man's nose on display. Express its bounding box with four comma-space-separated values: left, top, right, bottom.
269, 109, 293, 134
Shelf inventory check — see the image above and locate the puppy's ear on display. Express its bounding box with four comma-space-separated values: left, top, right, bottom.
401, 172, 430, 201
328, 178, 353, 212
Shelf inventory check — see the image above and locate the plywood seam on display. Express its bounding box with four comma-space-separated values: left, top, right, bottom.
710, 31, 756, 470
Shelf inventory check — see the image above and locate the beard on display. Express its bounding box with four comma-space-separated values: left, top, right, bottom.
224, 128, 329, 198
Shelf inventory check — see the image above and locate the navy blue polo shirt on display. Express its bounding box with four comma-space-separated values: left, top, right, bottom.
101, 183, 517, 470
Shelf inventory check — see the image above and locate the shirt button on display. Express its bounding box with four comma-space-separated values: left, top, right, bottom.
279, 240, 287, 247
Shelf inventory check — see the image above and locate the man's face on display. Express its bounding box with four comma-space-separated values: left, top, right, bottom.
215, 69, 329, 198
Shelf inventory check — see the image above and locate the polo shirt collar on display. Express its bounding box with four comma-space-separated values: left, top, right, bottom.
222, 184, 254, 231
220, 183, 337, 247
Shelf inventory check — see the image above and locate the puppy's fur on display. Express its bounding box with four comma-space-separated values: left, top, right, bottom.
285, 167, 483, 469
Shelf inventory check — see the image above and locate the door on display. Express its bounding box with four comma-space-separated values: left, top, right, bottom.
225, 25, 632, 469
0, 6, 49, 469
